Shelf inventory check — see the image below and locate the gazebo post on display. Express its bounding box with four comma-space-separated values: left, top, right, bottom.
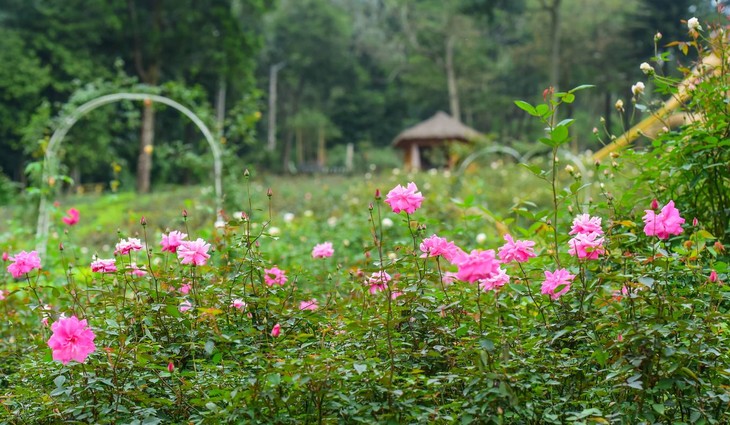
410, 143, 421, 171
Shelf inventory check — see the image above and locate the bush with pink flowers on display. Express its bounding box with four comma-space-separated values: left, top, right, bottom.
1, 22, 729, 425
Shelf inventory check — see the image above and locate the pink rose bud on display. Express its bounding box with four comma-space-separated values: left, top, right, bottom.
710, 270, 718, 283
1, 252, 8, 262
375, 189, 381, 200
368, 203, 374, 211
59, 243, 64, 251
140, 216, 147, 226
693, 217, 698, 227
617, 333, 623, 342
267, 188, 273, 197
182, 209, 188, 218
271, 323, 281, 337
167, 362, 174, 373
650, 199, 659, 210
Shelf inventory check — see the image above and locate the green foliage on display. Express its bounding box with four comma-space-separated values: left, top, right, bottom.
628, 22, 730, 242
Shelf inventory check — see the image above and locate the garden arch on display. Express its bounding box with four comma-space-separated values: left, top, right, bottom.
36, 93, 223, 254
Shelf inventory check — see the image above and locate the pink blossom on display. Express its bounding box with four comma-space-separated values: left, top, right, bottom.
127, 263, 147, 277
568, 232, 605, 259
177, 238, 211, 266
1, 252, 8, 262
569, 214, 604, 235
391, 291, 403, 299
478, 267, 510, 292
442, 271, 459, 286
179, 300, 193, 312
179, 283, 192, 295
47, 315, 96, 365
709, 270, 718, 283
91, 258, 117, 273
7, 250, 41, 278
367, 271, 391, 294
612, 285, 629, 301
420, 235, 464, 263
541, 269, 575, 300
311, 242, 334, 259
232, 299, 246, 310
643, 200, 685, 239
161, 231, 188, 253
455, 250, 501, 283
62, 208, 80, 226
617, 333, 623, 342
167, 362, 174, 373
271, 323, 281, 337
0, 289, 6, 301
264, 266, 287, 286
384, 182, 424, 214
299, 299, 319, 311
497, 234, 536, 263
114, 238, 143, 255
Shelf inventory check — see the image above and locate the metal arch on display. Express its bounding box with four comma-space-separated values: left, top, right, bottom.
36, 92, 223, 254
456, 145, 523, 174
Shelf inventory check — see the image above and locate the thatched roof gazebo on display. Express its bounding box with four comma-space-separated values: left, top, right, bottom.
392, 111, 482, 171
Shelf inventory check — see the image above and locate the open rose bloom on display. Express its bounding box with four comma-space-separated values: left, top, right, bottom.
47, 315, 96, 365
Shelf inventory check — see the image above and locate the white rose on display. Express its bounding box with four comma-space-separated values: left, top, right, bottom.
640, 62, 653, 75
688, 17, 701, 31
631, 82, 645, 96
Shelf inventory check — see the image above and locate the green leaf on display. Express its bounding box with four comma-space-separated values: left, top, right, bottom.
514, 100, 537, 116
53, 375, 66, 388
562, 93, 575, 103
354, 363, 367, 375
204, 340, 215, 356
569, 84, 595, 93
652, 403, 665, 415
535, 104, 550, 117
551, 125, 569, 145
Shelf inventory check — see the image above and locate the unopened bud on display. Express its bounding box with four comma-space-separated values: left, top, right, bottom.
714, 241, 725, 252
565, 164, 575, 174
650, 199, 659, 210
709, 270, 718, 283
654, 32, 662, 42
182, 209, 188, 218
267, 188, 273, 197
59, 243, 64, 251
140, 216, 147, 226
244, 168, 250, 177
167, 362, 174, 373
368, 202, 374, 211
610, 152, 619, 159
693, 217, 699, 227
375, 189, 381, 200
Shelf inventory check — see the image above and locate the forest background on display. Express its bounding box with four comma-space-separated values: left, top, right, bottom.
0, 0, 722, 197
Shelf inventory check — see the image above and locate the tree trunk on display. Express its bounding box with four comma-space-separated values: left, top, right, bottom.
546, 0, 562, 91
317, 125, 326, 168
268, 62, 286, 151
137, 101, 155, 193
216, 78, 227, 135
445, 35, 460, 121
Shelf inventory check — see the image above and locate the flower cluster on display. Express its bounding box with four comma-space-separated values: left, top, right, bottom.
568, 214, 605, 260
384, 182, 424, 214
312, 242, 334, 259
47, 315, 96, 365
643, 200, 685, 239
6, 250, 41, 278
264, 266, 288, 286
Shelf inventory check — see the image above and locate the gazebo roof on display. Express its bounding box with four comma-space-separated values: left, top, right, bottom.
392, 111, 482, 148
